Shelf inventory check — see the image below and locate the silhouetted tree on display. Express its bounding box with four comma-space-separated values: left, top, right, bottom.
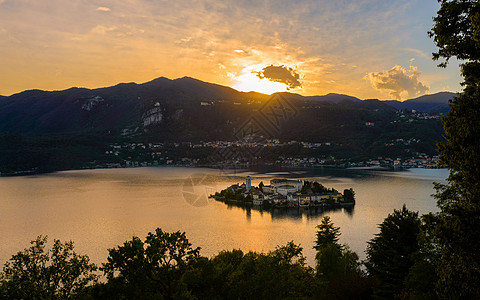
365, 205, 421, 299
314, 216, 370, 299
403, 213, 439, 300
0, 236, 98, 299
429, 0, 480, 297
314, 216, 341, 252
343, 188, 355, 203
100, 228, 200, 299
180, 242, 315, 299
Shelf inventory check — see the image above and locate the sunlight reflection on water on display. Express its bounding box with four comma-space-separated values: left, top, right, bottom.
0, 167, 447, 267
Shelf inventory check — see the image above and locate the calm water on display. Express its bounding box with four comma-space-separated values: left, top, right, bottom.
0, 167, 448, 267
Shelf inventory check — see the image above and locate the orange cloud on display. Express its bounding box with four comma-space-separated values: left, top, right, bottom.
365, 65, 429, 100
0, 1, 460, 97
96, 7, 111, 12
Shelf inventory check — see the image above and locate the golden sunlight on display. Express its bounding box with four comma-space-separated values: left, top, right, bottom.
231, 65, 290, 94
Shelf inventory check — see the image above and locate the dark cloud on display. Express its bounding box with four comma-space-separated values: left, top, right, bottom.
256, 65, 302, 89
365, 65, 429, 100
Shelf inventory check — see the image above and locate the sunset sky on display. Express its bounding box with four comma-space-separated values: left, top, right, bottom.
0, 0, 462, 100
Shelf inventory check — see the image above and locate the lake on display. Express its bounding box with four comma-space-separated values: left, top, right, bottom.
0, 167, 448, 267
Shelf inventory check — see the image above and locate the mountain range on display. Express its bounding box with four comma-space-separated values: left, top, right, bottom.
0, 76, 452, 173
384, 92, 455, 113
0, 76, 454, 137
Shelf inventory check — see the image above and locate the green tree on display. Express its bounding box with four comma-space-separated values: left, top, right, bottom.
178, 256, 217, 299
258, 181, 264, 192
325, 246, 373, 300
180, 242, 315, 300
343, 188, 355, 203
301, 180, 312, 194
365, 205, 421, 299
315, 244, 343, 282
429, 1, 480, 297
101, 228, 200, 299
313, 182, 327, 193
429, 0, 480, 67
404, 213, 440, 300
183, 249, 245, 299
314, 217, 369, 299
225, 242, 315, 299
314, 216, 343, 283
314, 216, 341, 252
0, 236, 98, 299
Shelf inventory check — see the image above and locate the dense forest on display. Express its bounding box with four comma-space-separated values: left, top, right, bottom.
0, 133, 115, 174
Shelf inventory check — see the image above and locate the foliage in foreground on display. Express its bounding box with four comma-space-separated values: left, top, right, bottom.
0, 220, 372, 299
365, 206, 421, 299
0, 201, 476, 299
94, 228, 318, 299
314, 216, 373, 299
0, 236, 98, 299
429, 0, 480, 298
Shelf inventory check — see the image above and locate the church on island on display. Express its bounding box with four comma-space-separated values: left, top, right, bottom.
214, 176, 355, 208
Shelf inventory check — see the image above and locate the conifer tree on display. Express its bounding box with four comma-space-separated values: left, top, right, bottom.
365, 206, 421, 299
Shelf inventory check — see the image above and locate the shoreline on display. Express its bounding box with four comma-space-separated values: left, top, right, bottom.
0, 163, 448, 178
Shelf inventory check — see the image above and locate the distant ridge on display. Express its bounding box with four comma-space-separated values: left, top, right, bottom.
273, 92, 361, 103
0, 76, 453, 136
306, 93, 362, 103
1, 76, 453, 107
385, 92, 455, 113
0, 77, 269, 135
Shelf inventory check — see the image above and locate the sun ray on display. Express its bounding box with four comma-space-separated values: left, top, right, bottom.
231, 65, 289, 94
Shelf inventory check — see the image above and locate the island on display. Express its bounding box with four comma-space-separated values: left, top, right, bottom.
212, 176, 355, 209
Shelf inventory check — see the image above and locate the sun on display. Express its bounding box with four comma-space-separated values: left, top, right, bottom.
231, 65, 289, 94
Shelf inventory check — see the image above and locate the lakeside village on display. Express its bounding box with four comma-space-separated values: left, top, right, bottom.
96, 110, 444, 170
103, 140, 441, 170
212, 176, 356, 209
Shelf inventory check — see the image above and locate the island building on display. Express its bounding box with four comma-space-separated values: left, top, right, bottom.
269, 179, 303, 191
224, 177, 347, 208
277, 185, 298, 196
246, 176, 251, 191
262, 179, 302, 196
